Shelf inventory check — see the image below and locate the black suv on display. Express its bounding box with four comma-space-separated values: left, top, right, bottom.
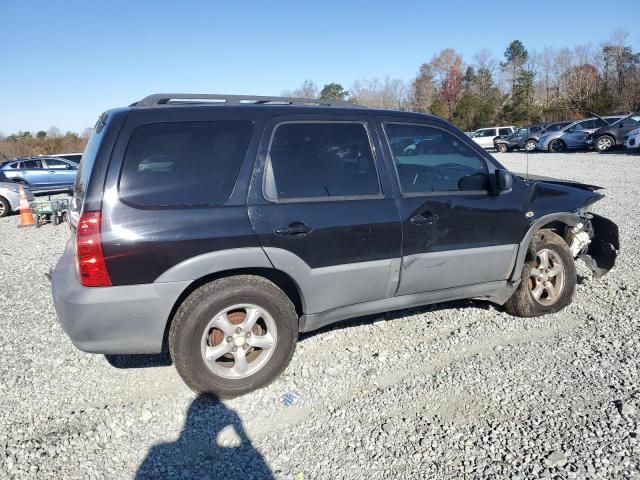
51, 94, 619, 398
494, 122, 571, 152
587, 112, 640, 152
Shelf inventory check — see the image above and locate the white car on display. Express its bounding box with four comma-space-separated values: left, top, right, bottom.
624, 128, 640, 150
470, 126, 516, 149
0, 174, 34, 218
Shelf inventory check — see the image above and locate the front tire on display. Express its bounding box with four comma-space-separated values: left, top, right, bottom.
524, 139, 537, 151
0, 196, 10, 218
504, 230, 576, 317
549, 139, 566, 153
595, 135, 615, 152
169, 275, 298, 398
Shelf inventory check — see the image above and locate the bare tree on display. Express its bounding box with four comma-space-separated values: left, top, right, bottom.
350, 77, 407, 109
473, 49, 498, 76
47, 126, 61, 138
281, 80, 318, 98
409, 63, 437, 112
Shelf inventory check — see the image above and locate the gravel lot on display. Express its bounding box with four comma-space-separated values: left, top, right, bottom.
1, 151, 639, 479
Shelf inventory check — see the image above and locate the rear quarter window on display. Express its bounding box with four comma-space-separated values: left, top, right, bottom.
119, 121, 253, 207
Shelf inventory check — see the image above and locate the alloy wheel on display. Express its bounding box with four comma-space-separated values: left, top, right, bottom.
200, 304, 277, 379
528, 249, 565, 306
597, 136, 613, 151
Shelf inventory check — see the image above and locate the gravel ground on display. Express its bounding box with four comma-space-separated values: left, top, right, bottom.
0, 151, 639, 479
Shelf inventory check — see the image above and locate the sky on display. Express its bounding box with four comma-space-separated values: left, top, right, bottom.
1, 0, 638, 134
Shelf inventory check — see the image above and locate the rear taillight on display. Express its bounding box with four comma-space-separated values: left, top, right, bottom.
76, 211, 111, 287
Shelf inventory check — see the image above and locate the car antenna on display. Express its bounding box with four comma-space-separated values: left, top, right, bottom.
526, 149, 529, 182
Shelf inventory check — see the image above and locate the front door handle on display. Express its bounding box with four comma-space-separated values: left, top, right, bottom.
275, 222, 313, 236
49, 171, 56, 174
409, 213, 439, 226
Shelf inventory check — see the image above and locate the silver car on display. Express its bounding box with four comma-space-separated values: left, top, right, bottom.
0, 176, 34, 218
537, 116, 623, 152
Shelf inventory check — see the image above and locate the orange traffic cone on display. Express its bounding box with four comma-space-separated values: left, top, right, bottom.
17, 184, 35, 228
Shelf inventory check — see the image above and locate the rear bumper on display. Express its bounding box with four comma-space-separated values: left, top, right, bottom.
51, 241, 189, 354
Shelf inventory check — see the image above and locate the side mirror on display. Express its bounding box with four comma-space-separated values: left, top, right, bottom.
495, 169, 513, 192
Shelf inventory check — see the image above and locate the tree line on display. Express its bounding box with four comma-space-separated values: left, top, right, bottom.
2, 29, 637, 161
284, 29, 640, 131
0, 127, 91, 161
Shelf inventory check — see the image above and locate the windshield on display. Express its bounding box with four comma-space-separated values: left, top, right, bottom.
611, 112, 640, 126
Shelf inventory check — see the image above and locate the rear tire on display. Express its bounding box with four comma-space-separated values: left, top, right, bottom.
496, 143, 508, 153
0, 196, 9, 218
504, 230, 576, 317
549, 139, 566, 153
169, 275, 298, 398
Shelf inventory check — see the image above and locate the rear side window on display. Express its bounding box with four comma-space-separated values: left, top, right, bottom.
385, 123, 489, 194
266, 122, 379, 200
22, 160, 43, 169
499, 128, 512, 136
46, 159, 74, 169
482, 129, 496, 137
120, 121, 253, 207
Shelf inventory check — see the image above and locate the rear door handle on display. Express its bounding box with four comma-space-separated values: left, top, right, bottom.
275, 222, 313, 236
409, 213, 439, 226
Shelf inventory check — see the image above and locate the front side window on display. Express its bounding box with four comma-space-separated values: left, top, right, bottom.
120, 121, 253, 207
385, 123, 489, 194
266, 122, 379, 200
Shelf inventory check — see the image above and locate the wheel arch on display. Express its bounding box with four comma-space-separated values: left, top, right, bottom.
509, 212, 580, 283
161, 267, 305, 354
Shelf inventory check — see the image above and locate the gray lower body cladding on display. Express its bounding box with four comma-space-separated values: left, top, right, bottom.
299, 280, 517, 332
52, 242, 189, 354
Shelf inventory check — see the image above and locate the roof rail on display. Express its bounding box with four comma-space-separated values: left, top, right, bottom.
134, 93, 364, 109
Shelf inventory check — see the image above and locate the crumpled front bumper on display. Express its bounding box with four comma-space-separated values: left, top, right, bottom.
580, 213, 619, 277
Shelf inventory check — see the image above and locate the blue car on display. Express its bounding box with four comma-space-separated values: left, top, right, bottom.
0, 156, 77, 192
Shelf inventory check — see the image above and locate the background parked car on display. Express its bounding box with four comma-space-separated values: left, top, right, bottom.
536, 116, 623, 152
470, 126, 516, 149
0, 172, 34, 217
0, 156, 77, 192
494, 122, 573, 152
494, 123, 546, 152
624, 128, 640, 150
587, 112, 640, 152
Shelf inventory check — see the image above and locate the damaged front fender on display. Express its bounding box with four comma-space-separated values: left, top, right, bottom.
579, 213, 619, 278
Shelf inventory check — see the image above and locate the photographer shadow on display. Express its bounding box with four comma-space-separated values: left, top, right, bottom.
136, 395, 273, 480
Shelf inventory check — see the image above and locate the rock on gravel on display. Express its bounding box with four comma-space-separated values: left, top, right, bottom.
0, 151, 639, 479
